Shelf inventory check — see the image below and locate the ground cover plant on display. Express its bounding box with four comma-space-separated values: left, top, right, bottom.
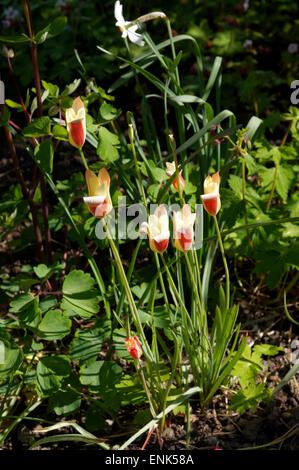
0, 0, 298, 451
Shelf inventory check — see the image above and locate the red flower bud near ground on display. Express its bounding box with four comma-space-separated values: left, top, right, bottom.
125, 336, 142, 360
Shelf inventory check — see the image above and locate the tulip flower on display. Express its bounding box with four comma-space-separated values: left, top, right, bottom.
201, 171, 221, 217
114, 1, 145, 46
125, 336, 142, 360
83, 168, 113, 219
140, 205, 170, 253
173, 204, 196, 252
65, 97, 86, 149
165, 162, 185, 192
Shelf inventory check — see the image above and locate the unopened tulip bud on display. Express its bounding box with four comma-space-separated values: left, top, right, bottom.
166, 162, 185, 192
201, 171, 221, 216
65, 97, 86, 149
83, 168, 113, 219
173, 204, 196, 252
140, 205, 169, 253
125, 336, 142, 360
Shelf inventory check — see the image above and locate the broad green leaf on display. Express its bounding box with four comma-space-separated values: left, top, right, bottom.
19, 296, 41, 330
98, 103, 119, 122
0, 344, 22, 378
275, 165, 294, 201
97, 126, 120, 162
23, 116, 51, 138
5, 99, 23, 109
0, 34, 30, 44
85, 405, 107, 431
33, 140, 54, 174
52, 124, 68, 141
79, 360, 122, 393
69, 317, 111, 363
61, 78, 81, 97
62, 270, 96, 295
229, 383, 272, 414
253, 344, 284, 356
49, 389, 81, 416
9, 293, 34, 313
41, 80, 59, 97
61, 270, 100, 318
37, 309, 72, 340
33, 264, 51, 279
36, 355, 71, 397
228, 174, 243, 199
35, 17, 67, 44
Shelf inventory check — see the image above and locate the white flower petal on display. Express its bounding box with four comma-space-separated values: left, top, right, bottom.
127, 28, 145, 46
114, 1, 124, 22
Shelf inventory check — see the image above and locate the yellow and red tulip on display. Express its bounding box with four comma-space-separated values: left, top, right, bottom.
65, 96, 86, 149
166, 161, 185, 192
125, 336, 142, 360
200, 171, 221, 216
173, 204, 196, 252
140, 205, 169, 253
83, 168, 113, 219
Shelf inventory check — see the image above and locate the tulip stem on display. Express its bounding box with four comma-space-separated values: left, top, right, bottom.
128, 124, 147, 209
169, 134, 184, 206
213, 215, 230, 311
79, 147, 89, 170
160, 254, 194, 334
137, 361, 157, 418
103, 220, 153, 362
242, 158, 254, 254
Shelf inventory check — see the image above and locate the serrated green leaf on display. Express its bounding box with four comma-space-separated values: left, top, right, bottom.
275, 165, 294, 201
228, 174, 243, 199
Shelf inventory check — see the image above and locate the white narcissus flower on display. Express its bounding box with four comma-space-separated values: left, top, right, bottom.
114, 1, 145, 46
140, 205, 170, 253
243, 39, 253, 51
288, 43, 298, 55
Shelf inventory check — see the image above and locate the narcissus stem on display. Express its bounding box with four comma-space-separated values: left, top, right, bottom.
213, 215, 230, 311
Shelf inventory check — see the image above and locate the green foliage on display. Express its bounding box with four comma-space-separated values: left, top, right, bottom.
1, 0, 298, 450
97, 126, 120, 162
230, 343, 284, 414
